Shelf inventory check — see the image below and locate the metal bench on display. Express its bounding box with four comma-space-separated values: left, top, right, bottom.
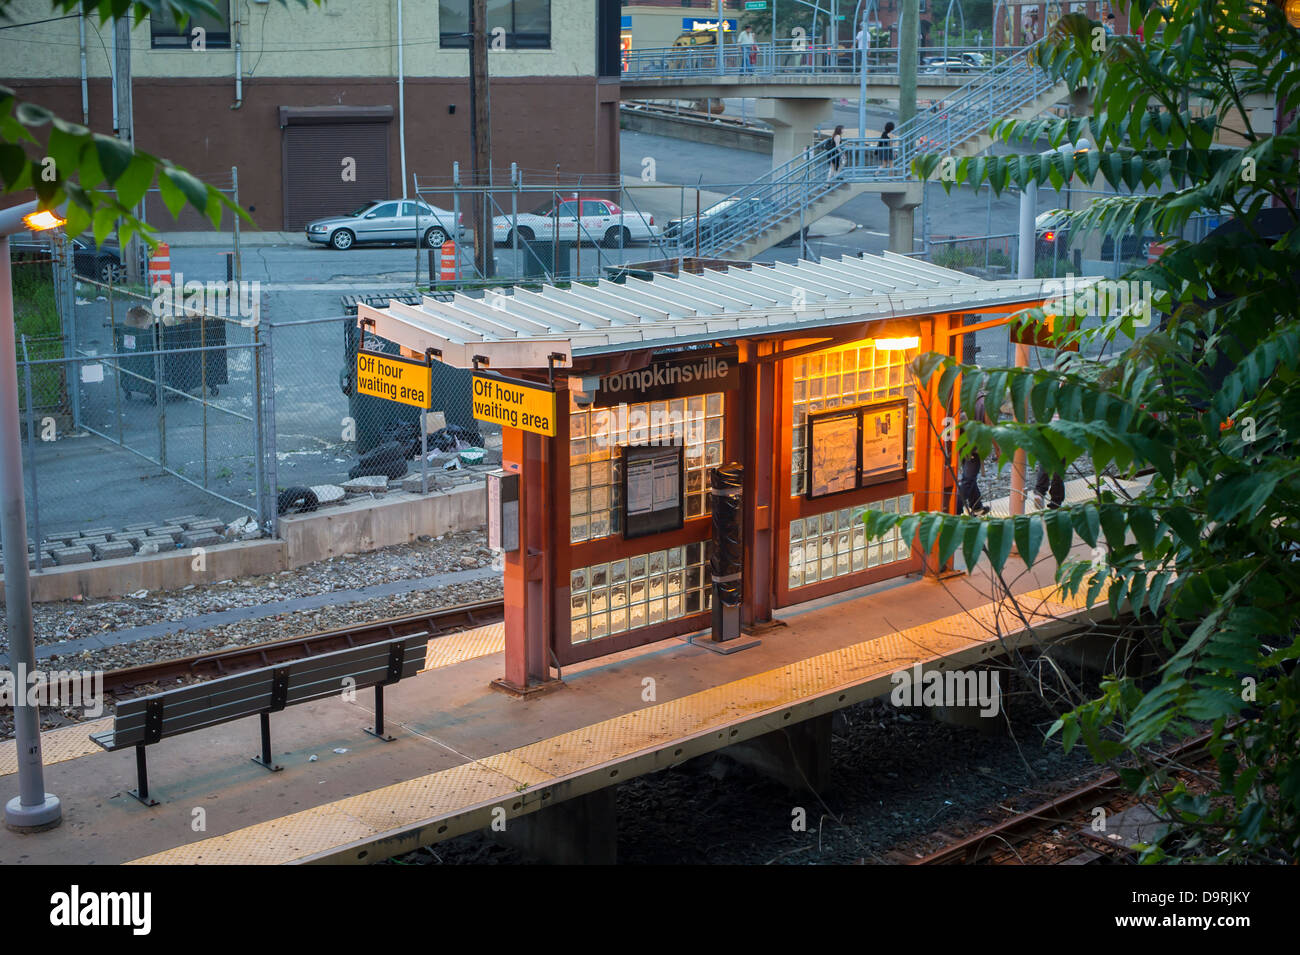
90, 633, 430, 805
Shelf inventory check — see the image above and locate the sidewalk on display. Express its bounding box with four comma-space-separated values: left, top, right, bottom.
155, 230, 300, 249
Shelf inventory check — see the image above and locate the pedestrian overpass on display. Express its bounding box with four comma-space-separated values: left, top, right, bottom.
640, 43, 1076, 257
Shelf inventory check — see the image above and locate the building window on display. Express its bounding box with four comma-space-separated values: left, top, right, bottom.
570, 543, 713, 644
788, 494, 914, 589
440, 0, 552, 49
790, 341, 918, 497
569, 391, 724, 544
151, 0, 231, 49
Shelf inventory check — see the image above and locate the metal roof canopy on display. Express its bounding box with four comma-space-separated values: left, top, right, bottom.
357, 252, 1085, 371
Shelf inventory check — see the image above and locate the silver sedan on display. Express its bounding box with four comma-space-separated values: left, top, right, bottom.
306, 199, 463, 251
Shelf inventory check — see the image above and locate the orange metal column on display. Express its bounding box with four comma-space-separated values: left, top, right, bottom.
742, 342, 777, 629
924, 313, 955, 577
499, 428, 555, 692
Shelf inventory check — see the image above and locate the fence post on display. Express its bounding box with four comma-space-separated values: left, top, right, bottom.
153, 320, 166, 470
257, 320, 279, 536
58, 235, 81, 430
20, 337, 42, 572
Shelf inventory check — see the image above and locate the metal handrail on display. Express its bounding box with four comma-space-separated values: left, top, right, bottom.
683, 42, 1058, 257
622, 43, 1022, 80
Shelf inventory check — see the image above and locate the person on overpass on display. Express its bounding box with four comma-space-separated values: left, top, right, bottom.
738, 26, 756, 73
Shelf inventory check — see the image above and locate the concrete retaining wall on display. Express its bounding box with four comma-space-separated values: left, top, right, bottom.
620, 105, 772, 154
2, 484, 488, 604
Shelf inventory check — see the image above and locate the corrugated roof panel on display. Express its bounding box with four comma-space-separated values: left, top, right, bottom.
360, 253, 1081, 368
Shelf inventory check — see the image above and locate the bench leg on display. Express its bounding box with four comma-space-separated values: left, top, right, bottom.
363, 684, 396, 742
127, 743, 159, 807
250, 711, 283, 772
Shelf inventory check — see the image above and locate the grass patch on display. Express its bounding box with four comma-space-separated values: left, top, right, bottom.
12, 265, 67, 412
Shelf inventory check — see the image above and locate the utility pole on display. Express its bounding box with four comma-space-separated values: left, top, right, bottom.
899, 0, 919, 128
114, 15, 143, 284
468, 0, 494, 279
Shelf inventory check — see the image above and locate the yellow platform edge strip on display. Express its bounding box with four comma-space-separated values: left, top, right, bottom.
128, 583, 1095, 865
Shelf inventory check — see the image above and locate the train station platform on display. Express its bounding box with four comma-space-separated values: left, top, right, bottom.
0, 559, 1105, 865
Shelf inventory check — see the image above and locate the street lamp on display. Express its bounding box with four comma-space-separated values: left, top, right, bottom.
1, 199, 64, 833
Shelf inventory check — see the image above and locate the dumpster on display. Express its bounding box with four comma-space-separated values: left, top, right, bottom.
520, 240, 573, 280
341, 318, 479, 455
114, 308, 229, 401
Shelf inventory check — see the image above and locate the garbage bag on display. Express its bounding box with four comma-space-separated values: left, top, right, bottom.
348, 441, 409, 480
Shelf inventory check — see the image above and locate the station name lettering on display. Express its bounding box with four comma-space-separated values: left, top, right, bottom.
603, 356, 729, 396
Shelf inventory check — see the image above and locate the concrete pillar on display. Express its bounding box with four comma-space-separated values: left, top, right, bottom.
881, 184, 923, 254
756, 98, 833, 168
492, 786, 618, 865
723, 713, 832, 791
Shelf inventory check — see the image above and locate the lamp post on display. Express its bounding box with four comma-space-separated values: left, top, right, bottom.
1, 199, 63, 832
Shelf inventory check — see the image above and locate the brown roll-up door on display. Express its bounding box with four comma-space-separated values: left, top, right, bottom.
282, 120, 390, 230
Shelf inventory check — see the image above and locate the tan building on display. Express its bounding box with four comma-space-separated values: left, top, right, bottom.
0, 0, 623, 230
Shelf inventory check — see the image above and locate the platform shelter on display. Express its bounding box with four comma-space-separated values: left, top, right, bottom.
359, 252, 1061, 693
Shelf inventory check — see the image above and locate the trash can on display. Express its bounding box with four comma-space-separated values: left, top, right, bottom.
520, 240, 573, 280
163, 316, 227, 396
114, 319, 158, 402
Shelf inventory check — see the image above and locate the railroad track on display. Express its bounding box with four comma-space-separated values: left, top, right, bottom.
899, 730, 1218, 865
101, 598, 506, 695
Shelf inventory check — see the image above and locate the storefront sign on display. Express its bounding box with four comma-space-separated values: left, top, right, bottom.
593, 349, 739, 407
683, 18, 737, 30
472, 372, 557, 436
356, 348, 432, 409
806, 397, 909, 498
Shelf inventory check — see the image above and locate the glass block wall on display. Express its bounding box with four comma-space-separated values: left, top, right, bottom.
788, 494, 914, 589
569, 542, 713, 644
789, 342, 919, 497
569, 392, 725, 544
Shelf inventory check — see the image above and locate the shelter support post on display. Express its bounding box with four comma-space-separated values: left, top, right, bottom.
742, 341, 779, 631
495, 427, 560, 696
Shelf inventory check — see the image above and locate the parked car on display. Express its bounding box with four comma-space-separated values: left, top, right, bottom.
664, 196, 775, 247
959, 51, 989, 68
920, 57, 974, 74
306, 199, 462, 251
491, 196, 659, 247
1035, 209, 1072, 255
9, 231, 147, 284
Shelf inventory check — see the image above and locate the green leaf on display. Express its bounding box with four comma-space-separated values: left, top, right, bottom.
1045, 508, 1074, 564
961, 519, 989, 572
985, 519, 1014, 574
93, 134, 133, 184
1013, 514, 1043, 566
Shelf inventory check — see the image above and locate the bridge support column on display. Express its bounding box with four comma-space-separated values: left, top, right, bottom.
492, 786, 618, 864
723, 714, 832, 791
756, 98, 833, 168
881, 184, 924, 254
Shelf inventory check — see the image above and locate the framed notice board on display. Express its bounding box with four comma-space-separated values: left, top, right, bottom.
622, 444, 685, 539
805, 397, 909, 499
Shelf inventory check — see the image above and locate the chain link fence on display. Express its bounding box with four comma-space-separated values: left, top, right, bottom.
264, 314, 502, 506
6, 246, 273, 573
